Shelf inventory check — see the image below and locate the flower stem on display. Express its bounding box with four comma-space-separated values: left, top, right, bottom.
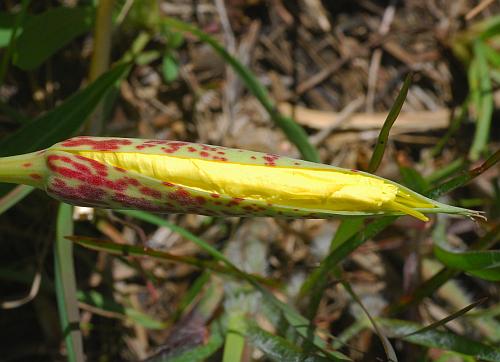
0, 152, 46, 188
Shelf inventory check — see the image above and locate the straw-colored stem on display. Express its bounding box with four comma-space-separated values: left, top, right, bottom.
86, 0, 115, 135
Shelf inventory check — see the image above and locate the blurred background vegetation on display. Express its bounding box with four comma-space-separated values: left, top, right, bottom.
0, 0, 499, 361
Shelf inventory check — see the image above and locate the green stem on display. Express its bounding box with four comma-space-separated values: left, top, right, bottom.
0, 152, 46, 188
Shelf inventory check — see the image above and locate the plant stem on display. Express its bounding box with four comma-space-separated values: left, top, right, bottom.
85, 0, 115, 135
0, 152, 45, 188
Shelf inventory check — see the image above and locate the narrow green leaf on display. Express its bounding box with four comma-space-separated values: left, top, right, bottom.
399, 166, 428, 193
0, 12, 24, 48
0, 66, 128, 212
378, 318, 500, 362
70, 235, 263, 281
0, 63, 130, 157
432, 218, 500, 275
477, 15, 500, 41
431, 102, 468, 157
426, 149, 500, 199
402, 297, 487, 338
245, 322, 332, 362
330, 219, 365, 251
13, 6, 94, 70
121, 211, 350, 361
467, 303, 500, 319
0, 63, 130, 197
469, 40, 493, 161
368, 74, 411, 173
301, 217, 396, 349
117, 210, 237, 270
54, 203, 84, 362
304, 218, 364, 327
0, 184, 33, 215
173, 272, 210, 319
162, 53, 179, 83
162, 17, 320, 163
300, 217, 397, 298
434, 245, 500, 273
147, 320, 225, 362
223, 312, 246, 362
341, 278, 397, 362
388, 223, 500, 314
483, 44, 500, 68
0, 0, 30, 85
77, 290, 166, 329
467, 267, 500, 281
426, 158, 466, 185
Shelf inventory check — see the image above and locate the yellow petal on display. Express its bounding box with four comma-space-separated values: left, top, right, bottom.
76, 151, 432, 220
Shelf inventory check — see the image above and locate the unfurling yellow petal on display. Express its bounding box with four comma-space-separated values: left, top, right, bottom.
77, 151, 433, 221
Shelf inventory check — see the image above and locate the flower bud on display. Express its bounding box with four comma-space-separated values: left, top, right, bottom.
0, 136, 481, 221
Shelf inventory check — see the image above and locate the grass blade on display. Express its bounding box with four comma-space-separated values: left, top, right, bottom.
330, 218, 365, 251
145, 280, 224, 362
434, 245, 500, 276
426, 149, 500, 199
300, 217, 397, 299
77, 290, 167, 329
0, 63, 130, 157
431, 102, 468, 157
341, 278, 397, 362
0, 63, 130, 198
162, 17, 320, 163
0, 184, 33, 215
223, 312, 246, 362
425, 158, 466, 185
469, 40, 493, 161
300, 217, 396, 350
70, 235, 271, 285
245, 321, 332, 362
402, 297, 487, 338
433, 218, 500, 275
378, 318, 500, 362
119, 210, 350, 361
0, 0, 30, 85
54, 203, 84, 362
146, 320, 225, 362
388, 222, 500, 314
367, 74, 411, 173
12, 6, 94, 70
467, 267, 500, 281
117, 210, 238, 270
